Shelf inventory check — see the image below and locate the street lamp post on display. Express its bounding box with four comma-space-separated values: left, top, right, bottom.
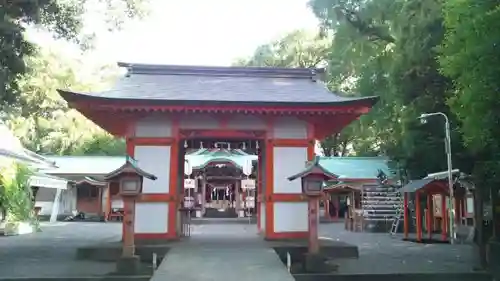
419, 112, 455, 244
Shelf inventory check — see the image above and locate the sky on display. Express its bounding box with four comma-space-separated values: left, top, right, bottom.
89, 0, 320, 66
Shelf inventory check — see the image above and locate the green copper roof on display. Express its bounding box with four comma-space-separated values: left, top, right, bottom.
318, 157, 394, 180
186, 148, 257, 170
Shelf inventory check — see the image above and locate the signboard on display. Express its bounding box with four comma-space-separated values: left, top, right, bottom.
241, 179, 255, 190
184, 179, 196, 189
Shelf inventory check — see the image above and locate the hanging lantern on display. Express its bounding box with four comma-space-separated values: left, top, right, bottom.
184, 140, 188, 148
200, 141, 204, 149
255, 141, 259, 150
184, 160, 192, 176
242, 142, 246, 150
242, 158, 253, 176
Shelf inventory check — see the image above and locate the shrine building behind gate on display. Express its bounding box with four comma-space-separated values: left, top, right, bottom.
58, 63, 378, 241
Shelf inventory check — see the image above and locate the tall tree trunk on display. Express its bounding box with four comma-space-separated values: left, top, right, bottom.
473, 186, 487, 269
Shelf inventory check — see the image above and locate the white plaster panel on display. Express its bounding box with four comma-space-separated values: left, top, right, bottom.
36, 187, 56, 201
273, 116, 308, 139
134, 146, 171, 193
134, 202, 169, 233
260, 204, 266, 232
178, 114, 219, 129
134, 116, 172, 137
226, 115, 267, 130
35, 187, 74, 215
273, 202, 308, 232
273, 147, 308, 193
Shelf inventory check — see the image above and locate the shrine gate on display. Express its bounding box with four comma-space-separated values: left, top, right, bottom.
58, 63, 378, 241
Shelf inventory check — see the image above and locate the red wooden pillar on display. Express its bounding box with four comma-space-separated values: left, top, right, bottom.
324, 194, 330, 220
403, 192, 409, 239
426, 194, 433, 239
441, 194, 447, 241
454, 197, 461, 224
122, 197, 136, 257
334, 195, 340, 220
416, 191, 422, 242
104, 183, 111, 222
308, 197, 319, 253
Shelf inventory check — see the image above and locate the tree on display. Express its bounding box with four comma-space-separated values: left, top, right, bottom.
1, 0, 150, 112
308, 0, 474, 179
0, 163, 35, 223
7, 48, 125, 156
235, 29, 359, 156
439, 0, 500, 268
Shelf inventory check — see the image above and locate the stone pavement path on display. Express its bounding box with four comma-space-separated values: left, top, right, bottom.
319, 223, 478, 274
0, 222, 121, 278
150, 224, 294, 281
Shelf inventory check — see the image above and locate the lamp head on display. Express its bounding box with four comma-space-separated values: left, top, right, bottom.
418, 113, 429, 124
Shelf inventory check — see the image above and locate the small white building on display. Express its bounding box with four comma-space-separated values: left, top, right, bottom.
0, 124, 70, 222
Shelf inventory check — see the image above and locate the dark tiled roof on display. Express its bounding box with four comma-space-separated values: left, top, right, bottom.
60, 63, 378, 106
400, 178, 435, 193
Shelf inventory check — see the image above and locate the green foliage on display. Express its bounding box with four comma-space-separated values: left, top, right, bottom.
1, 0, 150, 112
439, 0, 500, 190
5, 48, 125, 156
308, 0, 475, 179
0, 163, 36, 222
235, 29, 358, 156
234, 30, 331, 68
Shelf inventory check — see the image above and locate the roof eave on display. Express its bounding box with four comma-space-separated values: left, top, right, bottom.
58, 89, 379, 109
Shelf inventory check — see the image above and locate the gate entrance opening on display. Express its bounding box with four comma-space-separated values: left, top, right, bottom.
181, 138, 261, 220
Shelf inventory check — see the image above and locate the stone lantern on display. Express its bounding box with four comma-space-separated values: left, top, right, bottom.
288, 156, 337, 254
104, 155, 157, 274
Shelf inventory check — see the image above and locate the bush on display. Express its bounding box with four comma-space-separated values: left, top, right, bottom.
0, 163, 37, 224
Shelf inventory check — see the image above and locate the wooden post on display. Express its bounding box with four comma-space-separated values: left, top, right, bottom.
122, 197, 136, 257
308, 197, 319, 254
427, 194, 433, 239
416, 191, 422, 242
403, 192, 409, 239
441, 194, 447, 241
334, 195, 340, 220
454, 197, 461, 224
324, 195, 330, 220
104, 183, 111, 222
98, 187, 103, 215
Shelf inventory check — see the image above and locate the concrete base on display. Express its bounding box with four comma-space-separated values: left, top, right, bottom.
304, 253, 337, 273
2, 221, 35, 236
293, 272, 492, 281
488, 239, 500, 279
271, 238, 359, 260
116, 256, 141, 275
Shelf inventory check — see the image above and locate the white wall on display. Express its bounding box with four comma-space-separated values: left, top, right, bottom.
134, 115, 172, 137
273, 147, 307, 194
273, 116, 308, 139
134, 146, 171, 194
134, 202, 169, 234
35, 186, 76, 216
133, 144, 171, 235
